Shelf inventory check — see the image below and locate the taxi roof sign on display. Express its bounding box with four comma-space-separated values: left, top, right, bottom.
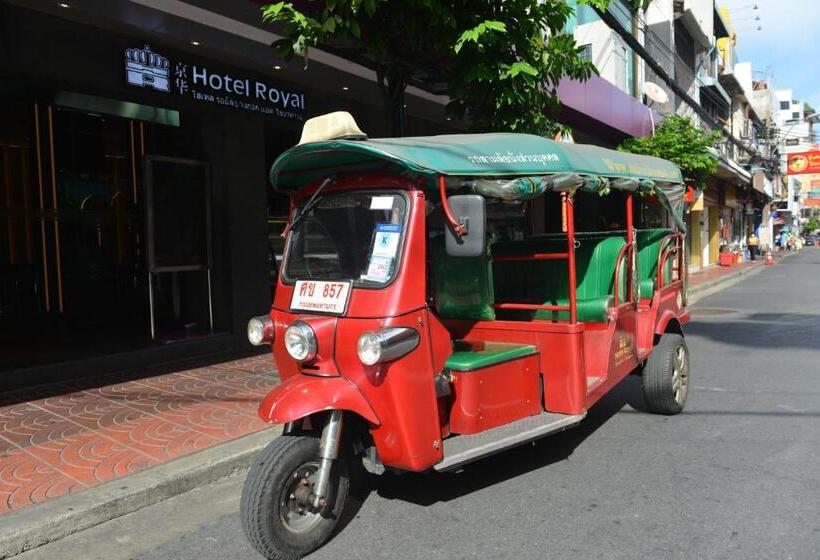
298, 111, 367, 145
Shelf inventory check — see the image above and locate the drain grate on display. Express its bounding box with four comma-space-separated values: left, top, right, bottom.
690, 307, 737, 316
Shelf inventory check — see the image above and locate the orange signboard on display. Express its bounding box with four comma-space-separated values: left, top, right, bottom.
803, 199, 820, 207
787, 151, 820, 175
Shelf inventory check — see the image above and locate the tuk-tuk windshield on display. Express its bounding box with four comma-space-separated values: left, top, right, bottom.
283, 191, 408, 287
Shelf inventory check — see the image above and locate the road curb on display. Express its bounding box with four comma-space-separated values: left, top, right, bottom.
0, 426, 281, 559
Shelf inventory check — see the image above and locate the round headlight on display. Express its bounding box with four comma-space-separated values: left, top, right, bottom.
357, 328, 419, 366
357, 332, 382, 366
247, 315, 273, 346
284, 321, 317, 362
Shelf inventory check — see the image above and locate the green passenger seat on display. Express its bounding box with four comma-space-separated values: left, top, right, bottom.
492, 235, 626, 323
432, 236, 495, 321
445, 340, 537, 371
636, 229, 674, 299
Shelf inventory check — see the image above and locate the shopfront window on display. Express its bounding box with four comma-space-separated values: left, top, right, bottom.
0, 95, 217, 371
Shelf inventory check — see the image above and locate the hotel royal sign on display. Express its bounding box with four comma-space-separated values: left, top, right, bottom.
124, 44, 305, 121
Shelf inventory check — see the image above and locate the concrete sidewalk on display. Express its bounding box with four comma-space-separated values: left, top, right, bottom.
0, 355, 281, 558
0, 250, 801, 558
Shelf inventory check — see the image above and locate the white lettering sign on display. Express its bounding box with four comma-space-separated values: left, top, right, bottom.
290, 281, 351, 314
126, 43, 305, 121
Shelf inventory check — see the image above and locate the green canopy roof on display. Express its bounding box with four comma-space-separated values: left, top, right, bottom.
270, 132, 683, 190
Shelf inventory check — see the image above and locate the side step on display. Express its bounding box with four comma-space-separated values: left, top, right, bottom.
434, 412, 585, 472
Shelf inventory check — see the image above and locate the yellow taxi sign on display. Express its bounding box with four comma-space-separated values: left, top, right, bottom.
298, 111, 367, 145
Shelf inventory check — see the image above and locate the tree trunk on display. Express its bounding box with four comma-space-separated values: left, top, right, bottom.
378, 65, 409, 137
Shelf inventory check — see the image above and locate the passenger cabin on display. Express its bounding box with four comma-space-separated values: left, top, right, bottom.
270, 130, 687, 432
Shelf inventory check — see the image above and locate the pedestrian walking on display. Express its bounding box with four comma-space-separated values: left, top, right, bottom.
780, 231, 790, 252
747, 230, 760, 261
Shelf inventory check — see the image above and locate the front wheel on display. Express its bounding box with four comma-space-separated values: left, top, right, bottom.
241, 434, 350, 560
642, 333, 690, 415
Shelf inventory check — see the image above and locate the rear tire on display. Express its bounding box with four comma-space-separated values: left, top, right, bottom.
241, 434, 350, 560
642, 333, 689, 414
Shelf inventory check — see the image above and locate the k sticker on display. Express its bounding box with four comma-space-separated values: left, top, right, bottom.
372, 223, 401, 258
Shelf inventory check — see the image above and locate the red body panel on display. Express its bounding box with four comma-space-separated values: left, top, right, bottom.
333, 310, 444, 471
446, 320, 588, 415
449, 354, 541, 434
258, 374, 379, 425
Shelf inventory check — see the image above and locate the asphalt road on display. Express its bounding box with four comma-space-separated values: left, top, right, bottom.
20, 250, 820, 560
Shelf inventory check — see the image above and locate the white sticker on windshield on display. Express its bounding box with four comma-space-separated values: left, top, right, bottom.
370, 196, 394, 210
363, 255, 392, 282
372, 223, 401, 258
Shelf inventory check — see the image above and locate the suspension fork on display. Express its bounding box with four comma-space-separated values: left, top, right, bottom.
312, 410, 344, 508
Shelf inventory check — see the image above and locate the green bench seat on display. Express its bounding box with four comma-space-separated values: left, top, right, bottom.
636, 229, 674, 299
432, 236, 495, 321
492, 235, 626, 323
445, 341, 537, 371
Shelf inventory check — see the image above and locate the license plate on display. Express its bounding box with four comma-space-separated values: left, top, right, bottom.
290, 281, 351, 314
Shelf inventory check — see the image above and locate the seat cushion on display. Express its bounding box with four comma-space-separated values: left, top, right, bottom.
445, 340, 537, 371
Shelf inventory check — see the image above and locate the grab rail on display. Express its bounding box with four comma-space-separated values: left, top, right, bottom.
494, 303, 570, 312
492, 252, 569, 262
612, 242, 635, 306
656, 232, 684, 290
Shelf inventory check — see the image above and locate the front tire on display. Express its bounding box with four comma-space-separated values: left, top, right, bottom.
241, 434, 350, 560
642, 333, 689, 414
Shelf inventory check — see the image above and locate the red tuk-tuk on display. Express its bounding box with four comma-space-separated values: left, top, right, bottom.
241, 113, 690, 559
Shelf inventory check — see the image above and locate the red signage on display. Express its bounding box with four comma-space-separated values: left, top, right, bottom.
787, 151, 820, 175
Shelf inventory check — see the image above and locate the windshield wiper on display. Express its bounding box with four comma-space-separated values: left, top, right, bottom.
283, 177, 334, 237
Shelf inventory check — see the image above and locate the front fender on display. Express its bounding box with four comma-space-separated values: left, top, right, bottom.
655, 309, 685, 336
258, 374, 380, 426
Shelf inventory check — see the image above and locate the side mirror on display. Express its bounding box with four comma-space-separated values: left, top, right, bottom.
445, 194, 486, 258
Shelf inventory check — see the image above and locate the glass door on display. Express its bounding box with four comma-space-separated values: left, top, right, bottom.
144, 156, 213, 342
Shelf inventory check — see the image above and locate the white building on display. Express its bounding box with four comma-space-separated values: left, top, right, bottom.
774, 88, 818, 233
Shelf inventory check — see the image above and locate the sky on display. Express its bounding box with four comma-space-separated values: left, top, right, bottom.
720, 0, 820, 108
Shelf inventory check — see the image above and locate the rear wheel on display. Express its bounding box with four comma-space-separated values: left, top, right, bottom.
642, 333, 689, 414
241, 434, 350, 560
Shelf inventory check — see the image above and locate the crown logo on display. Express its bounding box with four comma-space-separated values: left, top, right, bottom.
125, 44, 170, 93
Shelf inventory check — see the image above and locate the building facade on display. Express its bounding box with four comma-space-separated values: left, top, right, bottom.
0, 0, 454, 387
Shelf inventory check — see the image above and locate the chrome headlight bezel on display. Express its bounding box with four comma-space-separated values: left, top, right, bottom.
284, 321, 318, 362
357, 327, 419, 366
247, 314, 274, 347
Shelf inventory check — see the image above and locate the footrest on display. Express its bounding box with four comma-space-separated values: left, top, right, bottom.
435, 412, 585, 472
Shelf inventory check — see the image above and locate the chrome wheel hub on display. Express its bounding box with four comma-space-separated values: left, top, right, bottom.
672, 345, 689, 405
279, 461, 322, 533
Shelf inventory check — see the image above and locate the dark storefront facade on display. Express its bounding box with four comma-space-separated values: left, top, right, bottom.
0, 1, 454, 387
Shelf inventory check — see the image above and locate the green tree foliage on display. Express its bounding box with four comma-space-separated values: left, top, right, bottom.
618, 115, 722, 186
803, 216, 820, 233
261, 0, 609, 136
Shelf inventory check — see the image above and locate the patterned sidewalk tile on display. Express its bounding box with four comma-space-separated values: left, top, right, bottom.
0, 353, 279, 515
0, 446, 85, 514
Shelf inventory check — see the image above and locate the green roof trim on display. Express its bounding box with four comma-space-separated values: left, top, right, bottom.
270, 132, 686, 231
270, 133, 683, 189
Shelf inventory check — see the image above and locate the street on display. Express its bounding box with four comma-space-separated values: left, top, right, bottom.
18, 250, 820, 560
